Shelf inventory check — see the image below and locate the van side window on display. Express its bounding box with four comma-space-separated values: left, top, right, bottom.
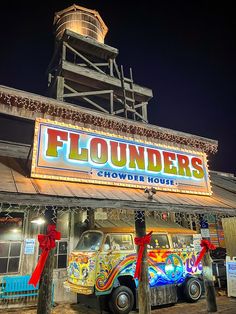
104, 234, 134, 251
172, 235, 193, 249
148, 234, 169, 249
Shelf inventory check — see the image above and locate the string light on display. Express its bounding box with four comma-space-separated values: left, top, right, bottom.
0, 202, 235, 226
0, 90, 218, 154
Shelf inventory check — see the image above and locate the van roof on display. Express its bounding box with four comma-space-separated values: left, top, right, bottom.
95, 218, 197, 235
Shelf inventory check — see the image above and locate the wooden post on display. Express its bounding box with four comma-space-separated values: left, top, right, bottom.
109, 58, 114, 76
56, 76, 64, 101
202, 251, 217, 312
87, 207, 95, 229
37, 207, 57, 314
134, 211, 151, 314
200, 215, 217, 313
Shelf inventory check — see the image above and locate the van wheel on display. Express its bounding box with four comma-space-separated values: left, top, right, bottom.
109, 286, 134, 314
183, 277, 202, 302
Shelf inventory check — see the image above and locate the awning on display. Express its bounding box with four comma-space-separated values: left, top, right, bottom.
0, 156, 236, 214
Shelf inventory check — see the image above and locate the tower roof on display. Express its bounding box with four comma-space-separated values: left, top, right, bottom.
54, 4, 108, 38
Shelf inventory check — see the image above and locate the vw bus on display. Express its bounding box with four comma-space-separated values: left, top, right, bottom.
64, 219, 203, 314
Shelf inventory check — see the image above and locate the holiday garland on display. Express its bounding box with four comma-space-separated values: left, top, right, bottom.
0, 89, 218, 154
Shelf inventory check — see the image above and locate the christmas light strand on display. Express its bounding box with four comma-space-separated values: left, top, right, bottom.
0, 203, 234, 224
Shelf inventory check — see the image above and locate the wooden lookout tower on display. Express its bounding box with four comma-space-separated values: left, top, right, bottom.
48, 4, 153, 122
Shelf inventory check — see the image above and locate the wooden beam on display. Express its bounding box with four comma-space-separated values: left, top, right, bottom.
62, 61, 153, 100
113, 95, 124, 105
109, 59, 114, 76
125, 97, 135, 103
142, 103, 148, 122
120, 66, 127, 119
113, 60, 121, 79
64, 83, 79, 94
0, 141, 31, 159
64, 84, 110, 113
129, 68, 136, 121
63, 90, 113, 98
134, 102, 148, 109
134, 111, 148, 123
56, 76, 64, 101
62, 29, 118, 60
110, 90, 114, 114
65, 43, 106, 75
113, 108, 125, 115
77, 63, 109, 67
62, 42, 66, 61
82, 96, 109, 113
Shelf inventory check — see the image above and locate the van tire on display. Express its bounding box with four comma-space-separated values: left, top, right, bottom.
109, 285, 134, 314
183, 277, 202, 302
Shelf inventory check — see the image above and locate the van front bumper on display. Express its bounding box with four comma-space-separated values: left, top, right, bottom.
64, 280, 94, 295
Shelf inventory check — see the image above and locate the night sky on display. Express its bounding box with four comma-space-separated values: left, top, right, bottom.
0, 1, 235, 174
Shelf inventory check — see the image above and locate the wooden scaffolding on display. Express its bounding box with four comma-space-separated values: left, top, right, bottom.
47, 29, 153, 123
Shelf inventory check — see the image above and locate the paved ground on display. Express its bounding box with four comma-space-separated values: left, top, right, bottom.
1, 294, 236, 313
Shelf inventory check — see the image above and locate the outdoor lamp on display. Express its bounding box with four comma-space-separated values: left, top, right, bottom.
11, 228, 21, 233
31, 217, 46, 225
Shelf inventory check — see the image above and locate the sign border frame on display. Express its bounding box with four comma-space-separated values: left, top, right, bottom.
31, 118, 212, 196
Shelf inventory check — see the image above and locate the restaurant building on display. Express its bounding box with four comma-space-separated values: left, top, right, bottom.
0, 4, 235, 305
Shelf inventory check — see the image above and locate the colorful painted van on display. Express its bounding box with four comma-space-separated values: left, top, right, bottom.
64, 220, 203, 314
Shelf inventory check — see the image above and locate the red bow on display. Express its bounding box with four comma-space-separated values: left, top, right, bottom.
134, 231, 152, 280
28, 224, 61, 287
194, 239, 216, 268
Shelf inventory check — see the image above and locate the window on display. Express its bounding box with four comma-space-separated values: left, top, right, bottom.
104, 234, 134, 251
148, 234, 170, 249
57, 213, 69, 238
0, 213, 23, 241
172, 235, 193, 249
38, 240, 68, 269
0, 213, 24, 274
55, 213, 69, 268
0, 242, 21, 274
54, 241, 68, 269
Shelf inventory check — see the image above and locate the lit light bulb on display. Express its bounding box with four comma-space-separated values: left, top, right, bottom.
31, 217, 45, 225
12, 228, 20, 233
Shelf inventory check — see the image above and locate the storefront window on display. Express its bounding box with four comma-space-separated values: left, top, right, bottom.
0, 213, 23, 274
148, 234, 170, 249
172, 234, 193, 249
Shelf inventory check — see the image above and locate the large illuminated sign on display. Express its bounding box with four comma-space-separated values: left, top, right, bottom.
31, 119, 211, 195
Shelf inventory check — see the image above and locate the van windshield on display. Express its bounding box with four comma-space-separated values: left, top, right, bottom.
75, 232, 103, 252
172, 234, 194, 249
148, 234, 170, 249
